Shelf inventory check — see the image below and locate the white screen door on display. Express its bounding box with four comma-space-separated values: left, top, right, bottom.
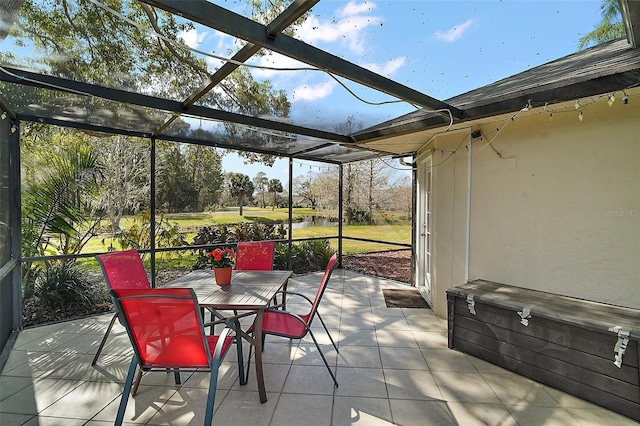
416, 156, 432, 305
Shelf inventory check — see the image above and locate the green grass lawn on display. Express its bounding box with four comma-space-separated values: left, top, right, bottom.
83, 208, 411, 256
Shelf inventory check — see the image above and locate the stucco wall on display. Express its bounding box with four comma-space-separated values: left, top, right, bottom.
428, 134, 471, 316
428, 99, 640, 316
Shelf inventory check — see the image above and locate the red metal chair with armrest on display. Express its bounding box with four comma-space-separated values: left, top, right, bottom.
92, 248, 151, 366
248, 253, 339, 386
110, 287, 244, 426
233, 241, 278, 312
234, 241, 276, 271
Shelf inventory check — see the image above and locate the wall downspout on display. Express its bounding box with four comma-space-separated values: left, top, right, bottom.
465, 135, 472, 283
410, 153, 417, 286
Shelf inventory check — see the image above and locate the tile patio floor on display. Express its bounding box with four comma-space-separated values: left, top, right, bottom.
0, 269, 637, 425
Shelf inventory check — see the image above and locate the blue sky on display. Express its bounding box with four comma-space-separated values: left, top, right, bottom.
178, 0, 605, 186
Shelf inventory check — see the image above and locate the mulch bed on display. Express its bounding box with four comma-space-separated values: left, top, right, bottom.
342, 249, 411, 283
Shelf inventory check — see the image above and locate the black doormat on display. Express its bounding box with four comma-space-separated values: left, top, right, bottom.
382, 288, 431, 309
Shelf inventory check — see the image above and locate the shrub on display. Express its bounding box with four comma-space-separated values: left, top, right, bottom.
23, 261, 111, 325
111, 211, 187, 252
274, 239, 334, 274
191, 222, 286, 269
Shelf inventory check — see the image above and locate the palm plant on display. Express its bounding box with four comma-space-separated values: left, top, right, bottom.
21, 143, 103, 271
578, 0, 625, 49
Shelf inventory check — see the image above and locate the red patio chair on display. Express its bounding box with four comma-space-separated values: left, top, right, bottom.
92, 249, 151, 366
249, 253, 339, 387
110, 287, 244, 426
235, 241, 276, 271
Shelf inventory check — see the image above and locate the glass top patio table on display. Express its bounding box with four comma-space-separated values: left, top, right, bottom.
163, 269, 293, 403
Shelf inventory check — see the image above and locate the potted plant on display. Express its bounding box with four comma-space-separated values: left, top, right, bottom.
206, 247, 236, 285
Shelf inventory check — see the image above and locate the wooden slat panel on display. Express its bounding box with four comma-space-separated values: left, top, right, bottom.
455, 313, 638, 385
453, 339, 640, 422
455, 326, 639, 402
447, 280, 640, 340
453, 300, 638, 366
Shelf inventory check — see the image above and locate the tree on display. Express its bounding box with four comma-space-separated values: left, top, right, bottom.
253, 172, 269, 208
155, 143, 198, 212
293, 172, 319, 209
94, 135, 151, 231
343, 163, 363, 225
184, 144, 224, 210
268, 178, 283, 210
578, 0, 624, 49
227, 172, 254, 216
7, 0, 298, 164
364, 160, 393, 225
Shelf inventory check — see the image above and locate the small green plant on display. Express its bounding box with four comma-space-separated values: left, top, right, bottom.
274, 239, 334, 274
23, 261, 110, 317
109, 211, 187, 253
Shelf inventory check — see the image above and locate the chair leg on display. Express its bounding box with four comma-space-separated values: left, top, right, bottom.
243, 329, 255, 385
115, 356, 138, 425
91, 313, 118, 366
308, 329, 338, 388
234, 321, 246, 385
131, 367, 144, 397
204, 362, 221, 426
316, 312, 339, 352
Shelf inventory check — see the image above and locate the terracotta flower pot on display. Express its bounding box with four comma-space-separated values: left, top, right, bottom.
213, 266, 232, 286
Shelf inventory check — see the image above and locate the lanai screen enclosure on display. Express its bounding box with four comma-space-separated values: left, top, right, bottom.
1, 0, 640, 359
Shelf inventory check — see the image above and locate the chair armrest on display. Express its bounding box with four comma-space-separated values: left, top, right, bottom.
275, 290, 313, 305
210, 318, 239, 366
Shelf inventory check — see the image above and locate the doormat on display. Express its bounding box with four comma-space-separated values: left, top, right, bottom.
382, 289, 431, 309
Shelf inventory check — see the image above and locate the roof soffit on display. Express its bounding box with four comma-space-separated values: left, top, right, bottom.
352, 39, 640, 144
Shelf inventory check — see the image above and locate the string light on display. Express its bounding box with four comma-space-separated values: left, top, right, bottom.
607, 93, 615, 106
623, 95, 629, 104
1, 112, 6, 120
574, 99, 580, 109
578, 111, 584, 121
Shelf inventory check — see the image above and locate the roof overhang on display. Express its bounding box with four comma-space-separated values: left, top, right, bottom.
351, 38, 640, 156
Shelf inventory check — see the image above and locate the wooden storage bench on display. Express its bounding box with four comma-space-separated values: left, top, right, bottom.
446, 280, 640, 422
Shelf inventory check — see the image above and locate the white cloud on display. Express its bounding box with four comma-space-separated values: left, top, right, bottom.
434, 19, 474, 42
362, 56, 406, 77
178, 28, 206, 48
292, 80, 337, 102
341, 0, 376, 16
296, 1, 380, 55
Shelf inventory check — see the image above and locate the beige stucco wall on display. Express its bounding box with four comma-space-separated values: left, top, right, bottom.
427, 98, 640, 316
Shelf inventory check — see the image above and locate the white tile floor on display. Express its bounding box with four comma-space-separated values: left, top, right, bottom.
0, 269, 638, 425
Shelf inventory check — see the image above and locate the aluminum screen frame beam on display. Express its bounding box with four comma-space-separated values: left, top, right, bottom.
0, 67, 352, 144
139, 0, 463, 120
153, 0, 321, 135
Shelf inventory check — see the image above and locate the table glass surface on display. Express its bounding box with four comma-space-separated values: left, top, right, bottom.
164, 269, 292, 309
